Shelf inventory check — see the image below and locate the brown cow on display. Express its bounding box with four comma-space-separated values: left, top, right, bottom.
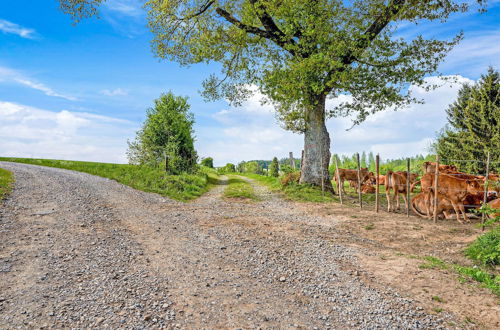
361, 184, 376, 194
432, 173, 483, 223
412, 192, 454, 219
422, 161, 457, 174
377, 174, 385, 185
488, 198, 500, 218
385, 171, 419, 212
335, 168, 370, 194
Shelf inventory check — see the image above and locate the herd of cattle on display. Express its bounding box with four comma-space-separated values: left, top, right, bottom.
335, 162, 500, 223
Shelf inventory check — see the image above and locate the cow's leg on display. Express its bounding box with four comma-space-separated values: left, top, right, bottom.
458, 203, 469, 223
395, 189, 400, 210
386, 187, 392, 212
402, 190, 408, 213
449, 200, 463, 224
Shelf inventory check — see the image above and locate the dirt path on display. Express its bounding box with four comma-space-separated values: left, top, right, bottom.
0, 163, 490, 328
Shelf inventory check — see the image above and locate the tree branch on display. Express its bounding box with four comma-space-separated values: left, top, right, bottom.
181, 0, 215, 21
323, 0, 407, 94
215, 5, 297, 56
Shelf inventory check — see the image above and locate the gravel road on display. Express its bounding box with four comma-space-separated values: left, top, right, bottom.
0, 162, 457, 329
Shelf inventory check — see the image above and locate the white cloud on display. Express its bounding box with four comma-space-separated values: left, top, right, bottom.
199, 75, 473, 166
101, 88, 128, 96
0, 101, 136, 163
104, 0, 143, 17
0, 66, 77, 101
439, 30, 500, 76
0, 19, 36, 39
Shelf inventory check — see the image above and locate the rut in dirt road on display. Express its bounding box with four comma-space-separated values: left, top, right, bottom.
0, 162, 456, 329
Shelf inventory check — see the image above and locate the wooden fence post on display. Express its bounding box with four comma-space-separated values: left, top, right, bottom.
375, 154, 380, 213
300, 150, 304, 172
406, 158, 411, 217
356, 153, 362, 208
433, 155, 440, 223
289, 152, 295, 170
335, 156, 343, 205
482, 151, 491, 231
164, 150, 168, 173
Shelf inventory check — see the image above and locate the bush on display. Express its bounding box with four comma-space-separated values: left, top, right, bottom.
281, 171, 300, 186
269, 157, 279, 177
200, 157, 214, 168
465, 227, 500, 266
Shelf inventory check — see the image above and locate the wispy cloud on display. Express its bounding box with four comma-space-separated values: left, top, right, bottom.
101, 88, 128, 96
0, 19, 36, 39
104, 0, 143, 17
0, 66, 77, 101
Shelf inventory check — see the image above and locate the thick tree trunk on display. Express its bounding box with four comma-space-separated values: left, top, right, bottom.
299, 95, 334, 193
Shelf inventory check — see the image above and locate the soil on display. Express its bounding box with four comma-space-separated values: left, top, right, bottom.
0, 162, 498, 329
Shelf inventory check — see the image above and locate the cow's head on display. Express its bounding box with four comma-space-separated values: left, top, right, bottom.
466, 180, 483, 195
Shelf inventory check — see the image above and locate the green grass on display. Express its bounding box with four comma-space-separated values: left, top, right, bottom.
0, 168, 14, 200
223, 175, 258, 200
432, 295, 445, 303
239, 173, 339, 203
364, 223, 375, 230
0, 157, 219, 202
417, 255, 499, 296
464, 227, 500, 266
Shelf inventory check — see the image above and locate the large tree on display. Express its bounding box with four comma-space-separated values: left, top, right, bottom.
435, 67, 499, 174
60, 0, 483, 191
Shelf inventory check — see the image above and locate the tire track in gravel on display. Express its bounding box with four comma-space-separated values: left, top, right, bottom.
0, 162, 460, 329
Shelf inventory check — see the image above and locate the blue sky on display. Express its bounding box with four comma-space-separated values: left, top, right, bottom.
0, 0, 499, 165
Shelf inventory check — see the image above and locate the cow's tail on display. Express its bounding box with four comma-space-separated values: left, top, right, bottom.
411, 195, 427, 218
386, 171, 393, 188
410, 180, 420, 193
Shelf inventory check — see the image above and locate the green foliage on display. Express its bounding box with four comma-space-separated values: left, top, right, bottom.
243, 161, 263, 174
0, 157, 215, 202
279, 164, 294, 174
269, 157, 279, 177
435, 67, 500, 174
417, 254, 500, 296
465, 227, 500, 267
0, 168, 14, 200
127, 92, 197, 174
223, 175, 258, 200
200, 157, 214, 168
218, 163, 236, 174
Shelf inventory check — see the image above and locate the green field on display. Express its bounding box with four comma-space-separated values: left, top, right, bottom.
0, 168, 14, 200
0, 157, 219, 202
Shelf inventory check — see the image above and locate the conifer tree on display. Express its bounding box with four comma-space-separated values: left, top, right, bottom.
435, 67, 499, 174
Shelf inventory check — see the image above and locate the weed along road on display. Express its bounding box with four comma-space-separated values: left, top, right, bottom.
0, 162, 487, 328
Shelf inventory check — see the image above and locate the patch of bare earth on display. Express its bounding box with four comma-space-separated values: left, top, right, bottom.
299, 201, 499, 329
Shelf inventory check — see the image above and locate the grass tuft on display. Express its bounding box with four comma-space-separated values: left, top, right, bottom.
223, 175, 258, 200
0, 168, 14, 200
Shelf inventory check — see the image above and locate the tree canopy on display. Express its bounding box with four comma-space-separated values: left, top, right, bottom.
127, 92, 197, 173
435, 67, 500, 174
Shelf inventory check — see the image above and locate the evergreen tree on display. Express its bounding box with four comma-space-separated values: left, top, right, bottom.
368, 152, 376, 172
435, 67, 500, 174
269, 157, 279, 177
361, 151, 367, 168
200, 157, 214, 168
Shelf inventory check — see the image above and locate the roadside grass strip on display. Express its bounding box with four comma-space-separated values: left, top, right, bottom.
419, 256, 499, 296
223, 175, 258, 201
0, 157, 218, 202
0, 168, 14, 200
239, 173, 339, 203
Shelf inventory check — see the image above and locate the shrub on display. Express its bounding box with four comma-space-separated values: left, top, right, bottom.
281, 171, 300, 186
269, 157, 279, 177
465, 227, 500, 266
200, 157, 214, 168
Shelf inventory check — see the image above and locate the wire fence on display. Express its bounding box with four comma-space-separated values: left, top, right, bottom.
328, 152, 499, 228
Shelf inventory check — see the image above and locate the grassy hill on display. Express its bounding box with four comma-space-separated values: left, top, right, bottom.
0, 157, 219, 201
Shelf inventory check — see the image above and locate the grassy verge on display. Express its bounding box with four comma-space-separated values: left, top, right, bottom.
238, 173, 339, 203
0, 168, 14, 200
0, 157, 218, 202
223, 175, 258, 200
418, 256, 499, 296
